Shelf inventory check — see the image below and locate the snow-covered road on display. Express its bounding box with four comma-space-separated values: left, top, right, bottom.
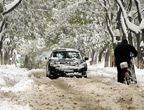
0, 64, 144, 110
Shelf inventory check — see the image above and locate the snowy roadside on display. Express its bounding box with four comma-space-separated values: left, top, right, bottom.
88, 62, 144, 90
0, 65, 34, 92
0, 101, 30, 110
0, 65, 33, 110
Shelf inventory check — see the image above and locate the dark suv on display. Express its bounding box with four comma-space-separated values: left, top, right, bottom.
46, 48, 88, 79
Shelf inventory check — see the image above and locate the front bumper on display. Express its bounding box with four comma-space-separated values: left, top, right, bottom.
49, 65, 87, 75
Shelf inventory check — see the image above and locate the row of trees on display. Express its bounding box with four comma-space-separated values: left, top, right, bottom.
97, 0, 144, 68
0, 0, 143, 69
1, 0, 109, 68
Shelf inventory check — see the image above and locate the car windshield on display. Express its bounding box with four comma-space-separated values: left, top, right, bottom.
52, 51, 81, 59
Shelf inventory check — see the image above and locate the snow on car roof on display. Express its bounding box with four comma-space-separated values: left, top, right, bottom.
53, 48, 80, 52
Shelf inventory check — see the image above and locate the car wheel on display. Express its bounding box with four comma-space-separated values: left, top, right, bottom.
46, 64, 50, 77
76, 75, 82, 78
51, 74, 59, 79
47, 71, 58, 79
82, 72, 87, 78
46, 70, 53, 78
46, 65, 55, 79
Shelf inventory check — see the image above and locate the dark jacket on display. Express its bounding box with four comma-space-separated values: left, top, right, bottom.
114, 41, 138, 66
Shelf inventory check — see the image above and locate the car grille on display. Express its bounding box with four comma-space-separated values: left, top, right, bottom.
60, 61, 78, 66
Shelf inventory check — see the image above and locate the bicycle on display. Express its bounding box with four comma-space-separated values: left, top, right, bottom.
120, 56, 137, 85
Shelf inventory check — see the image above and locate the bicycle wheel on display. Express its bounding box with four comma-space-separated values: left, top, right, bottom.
125, 72, 130, 85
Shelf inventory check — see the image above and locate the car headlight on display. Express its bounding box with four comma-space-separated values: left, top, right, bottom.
50, 61, 60, 66
71, 62, 79, 66
50, 61, 56, 66
79, 62, 86, 68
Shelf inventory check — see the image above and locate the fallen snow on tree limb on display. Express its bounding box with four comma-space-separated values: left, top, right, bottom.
117, 0, 140, 34
5, 0, 21, 13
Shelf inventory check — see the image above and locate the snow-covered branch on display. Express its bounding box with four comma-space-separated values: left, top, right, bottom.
0, 21, 6, 41
4, 0, 22, 15
96, 0, 108, 11
120, 14, 128, 38
116, 0, 140, 34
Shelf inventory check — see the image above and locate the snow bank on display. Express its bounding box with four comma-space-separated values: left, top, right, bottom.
88, 62, 144, 90
0, 65, 34, 110
135, 68, 144, 90
0, 101, 30, 110
0, 65, 34, 92
88, 62, 117, 77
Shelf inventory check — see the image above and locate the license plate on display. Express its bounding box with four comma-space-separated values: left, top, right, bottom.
67, 73, 81, 76
65, 69, 73, 73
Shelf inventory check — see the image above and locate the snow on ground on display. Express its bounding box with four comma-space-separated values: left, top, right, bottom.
0, 63, 144, 110
0, 101, 30, 110
0, 65, 34, 92
0, 65, 33, 110
88, 62, 144, 90
88, 62, 117, 77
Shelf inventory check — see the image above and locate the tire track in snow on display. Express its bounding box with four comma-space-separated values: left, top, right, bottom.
1, 70, 144, 110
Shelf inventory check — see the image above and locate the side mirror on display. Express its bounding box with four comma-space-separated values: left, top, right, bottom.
84, 57, 89, 61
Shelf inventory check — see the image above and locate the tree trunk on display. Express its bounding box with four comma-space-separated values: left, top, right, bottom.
109, 49, 113, 67
0, 40, 3, 65
136, 34, 144, 68
128, 32, 133, 46
99, 43, 108, 62
105, 50, 109, 67
98, 51, 103, 63
142, 30, 144, 41
4, 51, 10, 65
134, 0, 144, 68
94, 54, 98, 64
90, 49, 95, 65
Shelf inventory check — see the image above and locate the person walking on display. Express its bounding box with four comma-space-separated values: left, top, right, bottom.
114, 39, 138, 83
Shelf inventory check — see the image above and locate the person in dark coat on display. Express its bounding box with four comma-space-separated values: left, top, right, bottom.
114, 39, 138, 83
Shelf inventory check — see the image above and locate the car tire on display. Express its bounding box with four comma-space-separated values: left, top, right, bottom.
46, 71, 53, 78
76, 75, 82, 78
47, 71, 58, 79
46, 64, 50, 77
46, 65, 54, 79
82, 72, 87, 78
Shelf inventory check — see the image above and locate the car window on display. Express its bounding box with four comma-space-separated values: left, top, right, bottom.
53, 52, 65, 59
66, 51, 81, 59
52, 51, 81, 59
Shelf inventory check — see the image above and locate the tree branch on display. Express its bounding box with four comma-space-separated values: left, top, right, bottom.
3, 0, 22, 15
116, 0, 140, 34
